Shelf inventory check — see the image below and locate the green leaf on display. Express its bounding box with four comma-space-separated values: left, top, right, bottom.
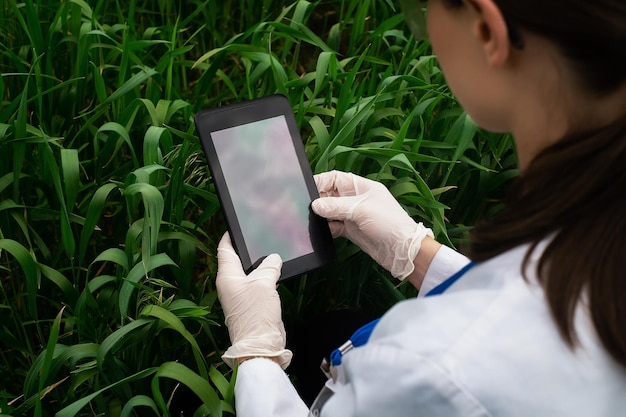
68, 0, 94, 19
140, 304, 207, 378
0, 123, 13, 140
39, 308, 66, 393
314, 51, 333, 97
91, 61, 108, 103
209, 366, 231, 402
93, 67, 158, 112
41, 143, 75, 258
440, 113, 478, 187
38, 264, 79, 307
124, 183, 164, 262
23, 343, 99, 399
315, 94, 379, 172
137, 98, 161, 127
128, 164, 169, 185
120, 395, 160, 417
96, 122, 139, 167
91, 248, 129, 272
0, 239, 39, 318
164, 99, 191, 125
118, 253, 176, 320
151, 362, 221, 417
79, 183, 120, 264
55, 367, 158, 417
96, 318, 152, 369
60, 149, 80, 213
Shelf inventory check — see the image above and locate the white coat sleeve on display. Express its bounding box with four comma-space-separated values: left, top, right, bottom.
234, 357, 309, 417
419, 245, 470, 296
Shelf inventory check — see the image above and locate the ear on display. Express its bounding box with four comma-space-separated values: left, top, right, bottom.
465, 0, 512, 67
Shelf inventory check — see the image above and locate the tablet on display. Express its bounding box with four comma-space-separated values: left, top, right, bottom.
194, 95, 335, 281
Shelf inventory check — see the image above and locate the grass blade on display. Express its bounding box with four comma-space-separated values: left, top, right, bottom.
79, 183, 120, 264
0, 240, 39, 318
120, 395, 160, 417
36, 307, 66, 415
140, 304, 208, 378
60, 149, 80, 214
118, 253, 176, 320
151, 362, 221, 417
55, 367, 158, 417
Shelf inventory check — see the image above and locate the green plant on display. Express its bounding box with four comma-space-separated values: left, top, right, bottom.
0, 0, 516, 415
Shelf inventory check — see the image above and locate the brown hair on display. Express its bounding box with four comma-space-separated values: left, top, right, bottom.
467, 0, 626, 368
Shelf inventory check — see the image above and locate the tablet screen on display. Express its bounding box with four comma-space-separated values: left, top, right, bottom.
211, 115, 315, 263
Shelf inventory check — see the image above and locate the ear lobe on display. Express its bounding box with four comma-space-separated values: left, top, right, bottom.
467, 0, 511, 67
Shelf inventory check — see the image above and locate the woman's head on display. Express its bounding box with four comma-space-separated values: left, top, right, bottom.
493, 0, 626, 95
404, 0, 626, 94
410, 0, 626, 166
438, 0, 626, 369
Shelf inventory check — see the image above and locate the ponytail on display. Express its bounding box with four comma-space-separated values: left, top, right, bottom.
469, 117, 626, 368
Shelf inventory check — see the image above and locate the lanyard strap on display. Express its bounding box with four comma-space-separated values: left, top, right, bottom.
329, 318, 381, 366
425, 261, 476, 296
329, 261, 476, 366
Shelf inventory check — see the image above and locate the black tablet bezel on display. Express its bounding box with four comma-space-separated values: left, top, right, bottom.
194, 94, 335, 281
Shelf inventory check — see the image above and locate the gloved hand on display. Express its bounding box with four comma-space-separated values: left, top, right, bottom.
216, 233, 292, 369
312, 170, 433, 280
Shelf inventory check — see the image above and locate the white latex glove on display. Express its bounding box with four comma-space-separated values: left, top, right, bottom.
312, 170, 433, 280
216, 233, 292, 370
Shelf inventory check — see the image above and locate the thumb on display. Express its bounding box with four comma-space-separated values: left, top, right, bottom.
312, 195, 362, 221
217, 233, 245, 277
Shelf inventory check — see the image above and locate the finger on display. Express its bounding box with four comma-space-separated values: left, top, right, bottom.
218, 231, 233, 249
315, 170, 361, 197
327, 220, 345, 238
333, 171, 360, 196
250, 253, 283, 285
217, 232, 245, 277
314, 170, 338, 197
310, 197, 346, 237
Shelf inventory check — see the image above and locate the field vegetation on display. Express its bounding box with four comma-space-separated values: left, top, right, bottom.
0, 0, 516, 415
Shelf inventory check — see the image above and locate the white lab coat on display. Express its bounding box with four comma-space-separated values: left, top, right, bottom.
234, 243, 626, 416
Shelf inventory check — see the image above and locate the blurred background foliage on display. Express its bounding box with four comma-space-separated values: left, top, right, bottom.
0, 0, 516, 415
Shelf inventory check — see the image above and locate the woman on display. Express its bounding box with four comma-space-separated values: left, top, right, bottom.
215, 0, 626, 415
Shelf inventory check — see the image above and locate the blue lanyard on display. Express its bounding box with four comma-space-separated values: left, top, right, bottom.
329, 318, 381, 366
329, 261, 476, 366
424, 261, 476, 296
